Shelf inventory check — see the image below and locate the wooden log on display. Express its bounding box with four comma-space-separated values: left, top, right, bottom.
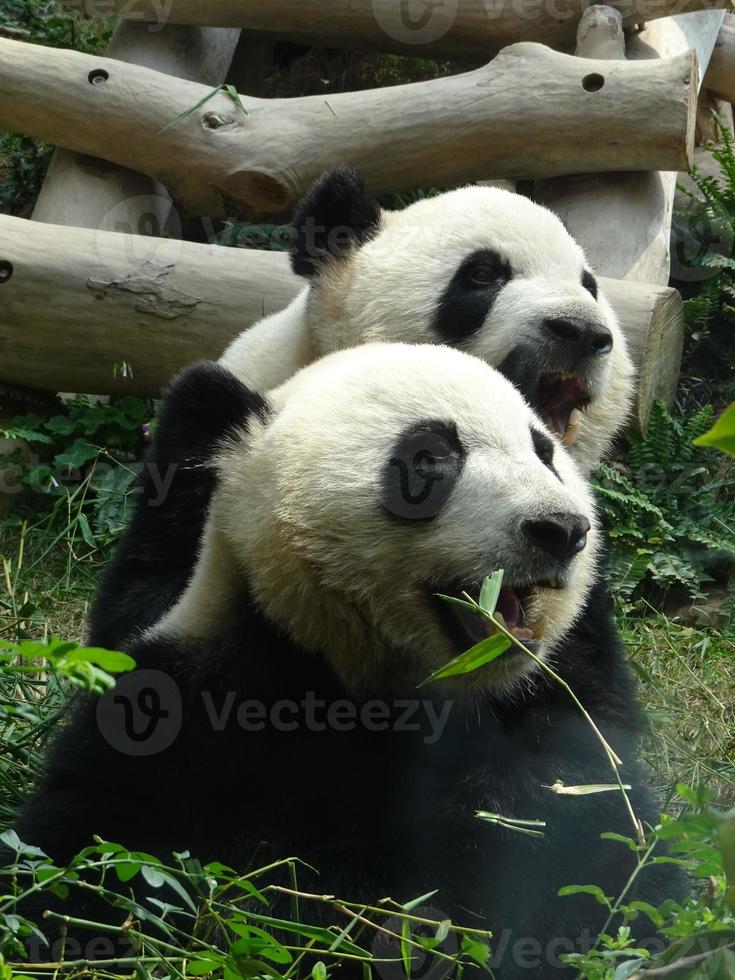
536, 8, 723, 287
704, 13, 735, 101
32, 20, 240, 232
58, 0, 734, 61
0, 214, 684, 431
0, 36, 697, 217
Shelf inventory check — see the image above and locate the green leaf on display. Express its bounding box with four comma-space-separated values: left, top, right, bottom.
478, 569, 504, 614
693, 402, 735, 456
159, 83, 248, 133
188, 959, 224, 977
311, 963, 327, 980
620, 901, 664, 926
558, 884, 611, 907
402, 890, 438, 912
59, 647, 136, 673
141, 865, 165, 889
401, 919, 412, 979
115, 860, 142, 882
77, 512, 97, 548
459, 935, 490, 967
54, 439, 99, 469
420, 632, 511, 686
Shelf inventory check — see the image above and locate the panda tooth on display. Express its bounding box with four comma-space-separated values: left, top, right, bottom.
512, 627, 535, 642
562, 408, 582, 447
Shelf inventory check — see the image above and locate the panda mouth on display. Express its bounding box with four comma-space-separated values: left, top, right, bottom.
537, 373, 590, 446
432, 578, 563, 655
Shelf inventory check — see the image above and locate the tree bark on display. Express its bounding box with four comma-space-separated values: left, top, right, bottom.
32, 20, 240, 233
58, 0, 733, 62
536, 8, 723, 286
0, 36, 697, 217
703, 12, 735, 101
0, 213, 683, 430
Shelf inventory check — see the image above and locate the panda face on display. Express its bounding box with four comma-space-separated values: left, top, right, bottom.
300, 177, 633, 471
214, 344, 599, 695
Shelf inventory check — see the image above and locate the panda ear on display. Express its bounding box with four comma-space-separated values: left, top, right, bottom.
290, 165, 382, 278
155, 361, 270, 469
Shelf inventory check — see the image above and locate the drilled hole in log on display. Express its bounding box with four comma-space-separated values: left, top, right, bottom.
88, 68, 109, 85
0, 261, 14, 284
582, 73, 605, 92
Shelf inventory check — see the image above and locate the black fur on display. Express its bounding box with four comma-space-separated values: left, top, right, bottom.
433, 248, 512, 344
530, 427, 556, 471
382, 420, 466, 523
14, 579, 684, 977
290, 165, 382, 278
14, 367, 686, 976
86, 361, 269, 650
498, 344, 546, 415
582, 270, 598, 299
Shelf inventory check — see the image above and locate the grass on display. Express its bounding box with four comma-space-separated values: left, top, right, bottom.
622, 615, 735, 808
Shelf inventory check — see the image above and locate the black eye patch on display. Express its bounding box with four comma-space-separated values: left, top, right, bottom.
531, 427, 558, 476
382, 421, 465, 522
582, 269, 598, 299
433, 248, 512, 344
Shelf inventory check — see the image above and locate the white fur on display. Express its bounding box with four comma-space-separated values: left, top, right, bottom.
220, 185, 634, 472
159, 344, 599, 696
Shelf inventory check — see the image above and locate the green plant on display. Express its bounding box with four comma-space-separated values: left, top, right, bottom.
561, 785, 735, 979
673, 116, 735, 405
1, 394, 152, 541
0, 0, 114, 218
592, 402, 735, 606
0, 638, 135, 832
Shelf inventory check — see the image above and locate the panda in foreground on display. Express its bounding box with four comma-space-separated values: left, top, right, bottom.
87, 165, 634, 652
16, 346, 683, 977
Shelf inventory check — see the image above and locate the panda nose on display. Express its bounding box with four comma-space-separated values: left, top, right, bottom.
543, 317, 613, 358
521, 512, 591, 563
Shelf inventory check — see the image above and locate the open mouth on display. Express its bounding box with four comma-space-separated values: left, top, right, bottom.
536, 372, 590, 446
432, 577, 564, 656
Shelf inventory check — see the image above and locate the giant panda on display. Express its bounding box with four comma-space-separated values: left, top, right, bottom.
16, 346, 681, 978
87, 166, 634, 651
220, 166, 633, 469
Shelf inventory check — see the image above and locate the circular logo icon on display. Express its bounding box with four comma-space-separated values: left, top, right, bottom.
373, 905, 459, 980
670, 201, 733, 283
372, 0, 459, 46
96, 669, 182, 757
93, 194, 183, 276
383, 425, 462, 521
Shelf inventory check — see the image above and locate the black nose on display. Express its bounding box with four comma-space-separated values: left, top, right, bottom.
543, 317, 613, 358
521, 512, 591, 563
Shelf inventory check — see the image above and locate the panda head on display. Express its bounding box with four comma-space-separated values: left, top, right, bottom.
209, 344, 599, 696
291, 166, 633, 472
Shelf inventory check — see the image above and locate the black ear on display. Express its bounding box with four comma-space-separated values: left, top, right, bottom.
290, 165, 382, 278
155, 360, 270, 470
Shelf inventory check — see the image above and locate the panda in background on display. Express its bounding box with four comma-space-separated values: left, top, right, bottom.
87, 166, 634, 652
15, 346, 681, 977
220, 165, 634, 470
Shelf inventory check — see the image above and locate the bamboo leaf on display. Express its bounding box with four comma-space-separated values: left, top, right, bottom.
419, 632, 511, 686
